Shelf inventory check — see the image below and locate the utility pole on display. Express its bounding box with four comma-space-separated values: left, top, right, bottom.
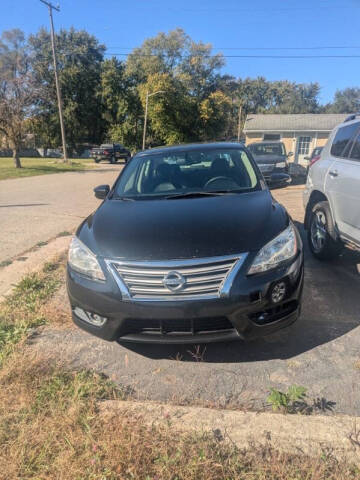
40, 0, 68, 163
237, 101, 243, 142
142, 90, 165, 150
142, 92, 149, 151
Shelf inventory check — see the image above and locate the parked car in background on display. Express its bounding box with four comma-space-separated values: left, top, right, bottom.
90, 143, 131, 164
247, 141, 292, 187
304, 114, 360, 259
305, 146, 323, 173
67, 142, 304, 344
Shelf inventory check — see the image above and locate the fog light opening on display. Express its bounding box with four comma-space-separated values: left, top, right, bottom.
74, 307, 107, 327
270, 281, 286, 304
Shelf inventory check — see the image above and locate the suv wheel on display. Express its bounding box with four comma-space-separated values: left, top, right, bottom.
110, 155, 115, 164
94, 158, 100, 164
308, 201, 342, 260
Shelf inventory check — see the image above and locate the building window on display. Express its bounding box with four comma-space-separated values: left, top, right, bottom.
263, 133, 281, 141
297, 136, 311, 155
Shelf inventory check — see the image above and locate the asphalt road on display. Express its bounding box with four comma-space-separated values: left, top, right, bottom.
30, 184, 360, 415
0, 164, 121, 263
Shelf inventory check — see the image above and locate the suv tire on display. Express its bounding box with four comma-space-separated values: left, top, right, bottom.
110, 155, 115, 164
308, 201, 342, 260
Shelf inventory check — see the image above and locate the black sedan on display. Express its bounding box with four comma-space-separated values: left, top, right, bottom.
247, 141, 292, 187
67, 143, 303, 344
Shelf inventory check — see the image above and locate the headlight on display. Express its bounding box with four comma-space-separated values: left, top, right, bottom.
248, 224, 297, 275
276, 161, 286, 168
68, 237, 105, 281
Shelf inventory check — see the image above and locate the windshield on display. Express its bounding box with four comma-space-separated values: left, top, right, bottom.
248, 143, 285, 156
113, 147, 261, 199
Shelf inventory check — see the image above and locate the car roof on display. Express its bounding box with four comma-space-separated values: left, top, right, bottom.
337, 117, 360, 129
136, 142, 246, 157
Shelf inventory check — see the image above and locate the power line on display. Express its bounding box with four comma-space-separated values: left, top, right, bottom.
104, 52, 360, 59
106, 45, 360, 51
168, 4, 358, 12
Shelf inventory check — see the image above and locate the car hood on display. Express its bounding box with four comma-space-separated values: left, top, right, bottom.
78, 190, 288, 260
253, 155, 286, 164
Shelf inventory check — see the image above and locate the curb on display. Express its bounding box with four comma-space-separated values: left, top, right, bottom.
0, 236, 71, 300
99, 400, 360, 463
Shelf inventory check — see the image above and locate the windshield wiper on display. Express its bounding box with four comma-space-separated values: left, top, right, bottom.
164, 191, 231, 200
112, 195, 136, 201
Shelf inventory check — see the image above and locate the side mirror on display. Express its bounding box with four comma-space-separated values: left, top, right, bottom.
287, 152, 294, 157
304, 156, 310, 161
269, 173, 291, 187
94, 184, 110, 199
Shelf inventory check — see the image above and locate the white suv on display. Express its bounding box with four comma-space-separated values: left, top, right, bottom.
303, 114, 360, 259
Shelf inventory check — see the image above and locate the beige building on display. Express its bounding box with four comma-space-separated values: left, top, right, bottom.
244, 114, 348, 165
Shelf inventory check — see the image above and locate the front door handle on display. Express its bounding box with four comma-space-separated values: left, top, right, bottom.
329, 169, 339, 177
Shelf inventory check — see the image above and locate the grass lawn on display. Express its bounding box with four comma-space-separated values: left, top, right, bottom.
0, 157, 95, 181
0, 260, 360, 478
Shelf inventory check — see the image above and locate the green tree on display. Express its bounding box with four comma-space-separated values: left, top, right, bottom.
269, 81, 320, 113
101, 57, 143, 151
29, 27, 105, 154
199, 91, 232, 140
178, 40, 224, 101
126, 28, 188, 83
328, 87, 360, 113
126, 29, 226, 146
236, 77, 320, 116
0, 29, 38, 168
138, 73, 196, 147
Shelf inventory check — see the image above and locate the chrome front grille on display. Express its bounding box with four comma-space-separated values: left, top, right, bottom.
105, 254, 247, 301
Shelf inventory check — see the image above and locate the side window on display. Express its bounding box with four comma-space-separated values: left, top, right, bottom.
330, 123, 360, 157
349, 134, 360, 161
263, 134, 280, 141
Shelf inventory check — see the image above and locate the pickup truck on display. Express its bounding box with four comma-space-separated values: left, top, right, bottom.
90, 144, 131, 164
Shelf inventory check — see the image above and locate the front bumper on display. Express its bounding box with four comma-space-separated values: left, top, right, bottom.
67, 249, 304, 344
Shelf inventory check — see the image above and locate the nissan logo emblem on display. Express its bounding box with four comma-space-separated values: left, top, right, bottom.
163, 271, 186, 292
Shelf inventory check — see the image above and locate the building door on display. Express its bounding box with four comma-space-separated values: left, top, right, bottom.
296, 135, 312, 164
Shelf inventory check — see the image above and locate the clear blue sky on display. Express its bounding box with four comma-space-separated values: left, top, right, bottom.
1, 0, 360, 104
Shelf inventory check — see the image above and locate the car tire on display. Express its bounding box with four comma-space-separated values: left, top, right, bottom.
94, 158, 100, 164
308, 201, 342, 260
110, 155, 115, 164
